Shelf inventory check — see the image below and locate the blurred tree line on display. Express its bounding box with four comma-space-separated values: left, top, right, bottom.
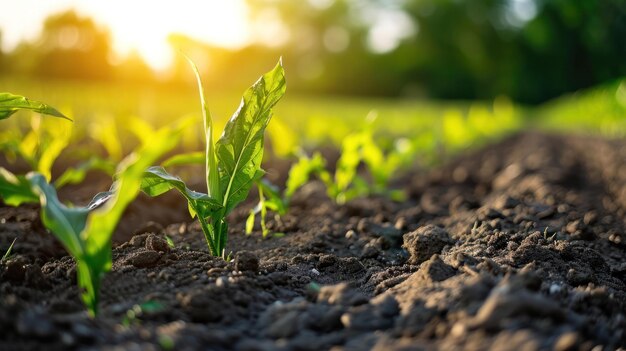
0, 11, 153, 83
246, 0, 626, 103
1, 0, 625, 104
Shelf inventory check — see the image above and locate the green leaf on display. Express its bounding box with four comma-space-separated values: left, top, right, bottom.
27, 173, 90, 257
54, 157, 116, 188
185, 56, 221, 202
245, 209, 256, 235
89, 119, 123, 162
0, 92, 71, 120
161, 151, 205, 167
2, 237, 18, 262
0, 167, 39, 206
216, 59, 286, 215
335, 132, 363, 195
140, 166, 222, 218
164, 235, 175, 249
37, 119, 72, 181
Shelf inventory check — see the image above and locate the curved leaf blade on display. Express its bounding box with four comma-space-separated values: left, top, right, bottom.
0, 92, 71, 120
161, 151, 204, 167
27, 172, 89, 257
141, 166, 222, 217
54, 157, 116, 189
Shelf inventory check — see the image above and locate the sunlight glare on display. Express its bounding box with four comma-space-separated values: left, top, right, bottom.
81, 1, 250, 71
0, 0, 250, 71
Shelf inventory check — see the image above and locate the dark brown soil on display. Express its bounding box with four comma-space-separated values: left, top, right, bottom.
2, 132, 626, 350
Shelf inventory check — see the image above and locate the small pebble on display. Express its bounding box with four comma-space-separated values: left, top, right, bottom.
549, 283, 562, 295
216, 276, 228, 287
345, 230, 357, 239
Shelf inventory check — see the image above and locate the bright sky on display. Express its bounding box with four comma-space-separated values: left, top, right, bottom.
0, 0, 251, 70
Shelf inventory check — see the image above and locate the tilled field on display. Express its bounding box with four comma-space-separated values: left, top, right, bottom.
1, 132, 626, 350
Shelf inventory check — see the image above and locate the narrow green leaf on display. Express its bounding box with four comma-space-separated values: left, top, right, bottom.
0, 167, 39, 206
161, 151, 205, 167
184, 55, 221, 202
164, 235, 175, 249
2, 237, 18, 262
216, 59, 286, 214
245, 209, 256, 234
37, 119, 72, 181
89, 119, 123, 162
0, 92, 71, 120
54, 157, 116, 188
140, 166, 222, 218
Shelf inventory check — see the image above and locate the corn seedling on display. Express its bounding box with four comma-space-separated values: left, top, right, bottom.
27, 123, 183, 317
0, 93, 73, 184
245, 150, 323, 237
245, 179, 287, 237
0, 94, 73, 204
306, 114, 410, 204
139, 58, 286, 257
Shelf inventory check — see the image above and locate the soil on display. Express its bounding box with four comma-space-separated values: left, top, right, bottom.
1, 132, 626, 351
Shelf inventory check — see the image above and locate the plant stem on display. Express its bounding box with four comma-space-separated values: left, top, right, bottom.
211, 215, 228, 258
76, 261, 99, 318
198, 216, 218, 256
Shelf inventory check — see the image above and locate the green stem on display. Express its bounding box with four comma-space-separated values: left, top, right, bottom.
212, 215, 228, 258
198, 215, 218, 256
76, 261, 100, 318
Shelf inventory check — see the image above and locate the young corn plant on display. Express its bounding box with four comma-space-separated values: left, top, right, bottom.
0, 92, 118, 191
246, 150, 324, 237
296, 114, 411, 205
27, 123, 183, 317
0, 93, 71, 205
245, 179, 287, 237
140, 58, 286, 257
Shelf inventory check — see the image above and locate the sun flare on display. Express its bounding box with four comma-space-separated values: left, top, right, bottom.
84, 0, 250, 70
0, 0, 250, 71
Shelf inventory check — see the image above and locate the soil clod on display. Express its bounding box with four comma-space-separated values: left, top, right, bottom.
402, 225, 454, 265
